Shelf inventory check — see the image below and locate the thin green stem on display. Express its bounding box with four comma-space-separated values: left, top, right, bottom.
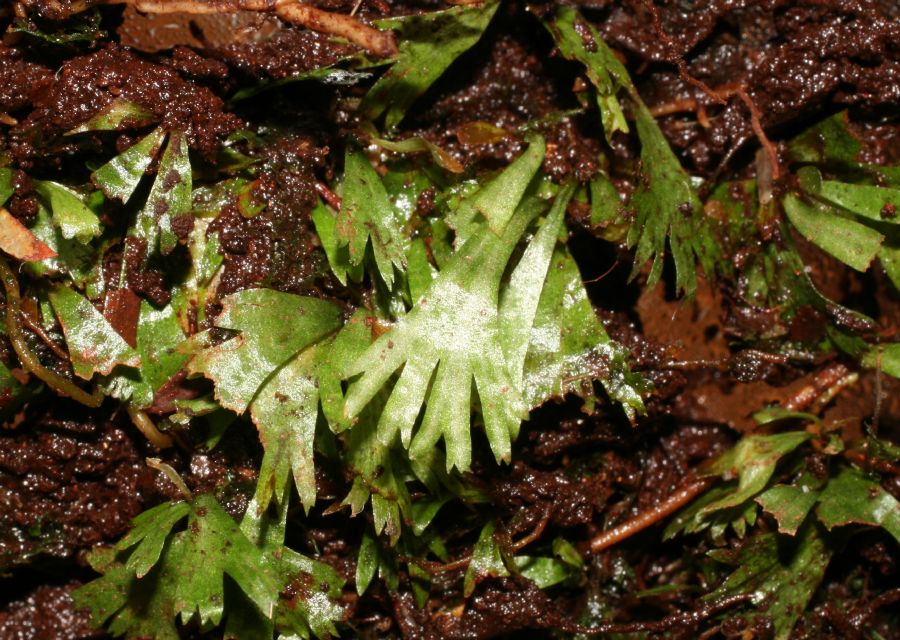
0, 254, 103, 407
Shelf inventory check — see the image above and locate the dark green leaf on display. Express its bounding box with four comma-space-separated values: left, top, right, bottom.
706, 525, 831, 640
783, 193, 883, 272
102, 301, 190, 407
786, 111, 862, 165
701, 432, 811, 515
756, 475, 821, 536
0, 168, 14, 206
464, 522, 509, 597
545, 7, 709, 296
356, 532, 379, 596
362, 3, 499, 132
816, 466, 900, 543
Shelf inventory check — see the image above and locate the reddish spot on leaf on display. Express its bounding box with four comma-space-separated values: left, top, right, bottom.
0, 207, 56, 261
104, 288, 142, 347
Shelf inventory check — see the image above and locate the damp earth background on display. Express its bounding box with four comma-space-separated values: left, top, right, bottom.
0, 1, 898, 638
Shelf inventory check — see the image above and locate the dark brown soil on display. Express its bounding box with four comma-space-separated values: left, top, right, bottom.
0, 0, 898, 638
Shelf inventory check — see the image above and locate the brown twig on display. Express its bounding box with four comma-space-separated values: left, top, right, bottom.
315, 181, 343, 211
589, 477, 713, 554
23, 0, 397, 57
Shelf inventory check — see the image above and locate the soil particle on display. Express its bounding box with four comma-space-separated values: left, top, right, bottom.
0, 583, 102, 640
215, 28, 355, 80
393, 576, 564, 640
0, 409, 157, 568
207, 134, 334, 296
489, 461, 602, 529
10, 44, 242, 164
123, 237, 171, 306
408, 8, 582, 174
595, 0, 900, 176
0, 48, 51, 115
4, 169, 39, 225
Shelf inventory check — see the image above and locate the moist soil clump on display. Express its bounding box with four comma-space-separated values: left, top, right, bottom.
0, 0, 898, 638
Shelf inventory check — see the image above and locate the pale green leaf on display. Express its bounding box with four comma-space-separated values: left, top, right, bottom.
250, 345, 323, 513
135, 130, 192, 255
783, 193, 883, 272
522, 245, 646, 417
91, 127, 167, 203
34, 180, 102, 244
545, 8, 628, 142
342, 401, 412, 543
174, 494, 280, 625
499, 182, 571, 388
65, 98, 154, 135
338, 149, 409, 287
23, 202, 96, 285
862, 342, 900, 379
470, 136, 546, 233
189, 288, 341, 413
49, 285, 140, 380
311, 198, 351, 285
463, 522, 508, 597
344, 198, 555, 471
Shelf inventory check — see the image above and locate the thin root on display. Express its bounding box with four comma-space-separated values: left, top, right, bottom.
589, 477, 713, 554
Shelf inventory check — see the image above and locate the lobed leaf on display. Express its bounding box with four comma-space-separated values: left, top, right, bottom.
545, 7, 711, 297
343, 195, 555, 471
701, 431, 811, 515
188, 288, 341, 414
34, 180, 102, 244
101, 301, 191, 408
706, 525, 831, 640
816, 466, 900, 543
337, 149, 409, 287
